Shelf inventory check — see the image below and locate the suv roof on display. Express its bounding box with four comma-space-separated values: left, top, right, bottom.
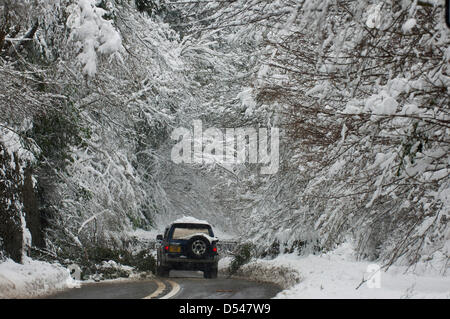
171, 216, 211, 226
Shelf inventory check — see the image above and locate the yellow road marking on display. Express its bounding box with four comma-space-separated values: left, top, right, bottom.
159, 280, 181, 299
143, 279, 166, 299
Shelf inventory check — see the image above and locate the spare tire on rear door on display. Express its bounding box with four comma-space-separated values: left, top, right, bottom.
186, 235, 211, 259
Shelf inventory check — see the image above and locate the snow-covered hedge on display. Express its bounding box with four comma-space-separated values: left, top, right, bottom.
0, 258, 72, 299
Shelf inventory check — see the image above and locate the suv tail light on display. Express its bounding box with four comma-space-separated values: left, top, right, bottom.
212, 243, 218, 253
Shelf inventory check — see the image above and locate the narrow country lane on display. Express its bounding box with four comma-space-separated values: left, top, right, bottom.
45, 271, 281, 299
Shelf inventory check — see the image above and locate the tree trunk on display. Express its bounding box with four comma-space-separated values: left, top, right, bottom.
0, 142, 24, 263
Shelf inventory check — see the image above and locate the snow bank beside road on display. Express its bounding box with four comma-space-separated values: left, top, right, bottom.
221, 243, 450, 299
273, 244, 450, 299
0, 257, 72, 298
218, 256, 301, 289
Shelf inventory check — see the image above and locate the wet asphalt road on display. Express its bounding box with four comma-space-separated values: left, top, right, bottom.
47, 279, 159, 299
46, 271, 281, 299
171, 271, 280, 299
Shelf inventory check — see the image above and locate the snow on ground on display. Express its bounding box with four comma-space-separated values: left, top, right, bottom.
273, 243, 449, 299
223, 242, 450, 299
0, 257, 74, 298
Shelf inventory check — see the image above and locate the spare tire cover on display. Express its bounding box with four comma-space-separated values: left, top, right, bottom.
186, 235, 211, 259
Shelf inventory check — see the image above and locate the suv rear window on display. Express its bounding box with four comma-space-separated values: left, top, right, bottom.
170, 223, 213, 239
172, 227, 209, 239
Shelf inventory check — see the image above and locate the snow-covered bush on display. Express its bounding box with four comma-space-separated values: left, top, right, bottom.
1, 0, 448, 280
229, 242, 256, 275
67, 0, 123, 76
175, 0, 449, 271
1, 0, 194, 266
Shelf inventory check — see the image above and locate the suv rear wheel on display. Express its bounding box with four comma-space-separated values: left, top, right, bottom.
157, 265, 170, 277
156, 257, 170, 277
203, 265, 218, 279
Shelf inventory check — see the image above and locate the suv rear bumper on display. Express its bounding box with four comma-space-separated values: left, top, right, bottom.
161, 254, 219, 271
164, 255, 219, 264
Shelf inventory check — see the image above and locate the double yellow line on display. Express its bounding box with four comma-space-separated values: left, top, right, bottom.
143, 279, 181, 299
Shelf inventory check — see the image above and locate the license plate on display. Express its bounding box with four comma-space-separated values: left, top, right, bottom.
169, 246, 181, 253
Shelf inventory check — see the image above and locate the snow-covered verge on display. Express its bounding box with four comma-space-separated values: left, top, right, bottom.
0, 257, 73, 298
0, 256, 155, 298
221, 243, 450, 299
82, 260, 154, 283
218, 256, 301, 289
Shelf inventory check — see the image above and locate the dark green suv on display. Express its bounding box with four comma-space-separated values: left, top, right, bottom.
156, 221, 219, 278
